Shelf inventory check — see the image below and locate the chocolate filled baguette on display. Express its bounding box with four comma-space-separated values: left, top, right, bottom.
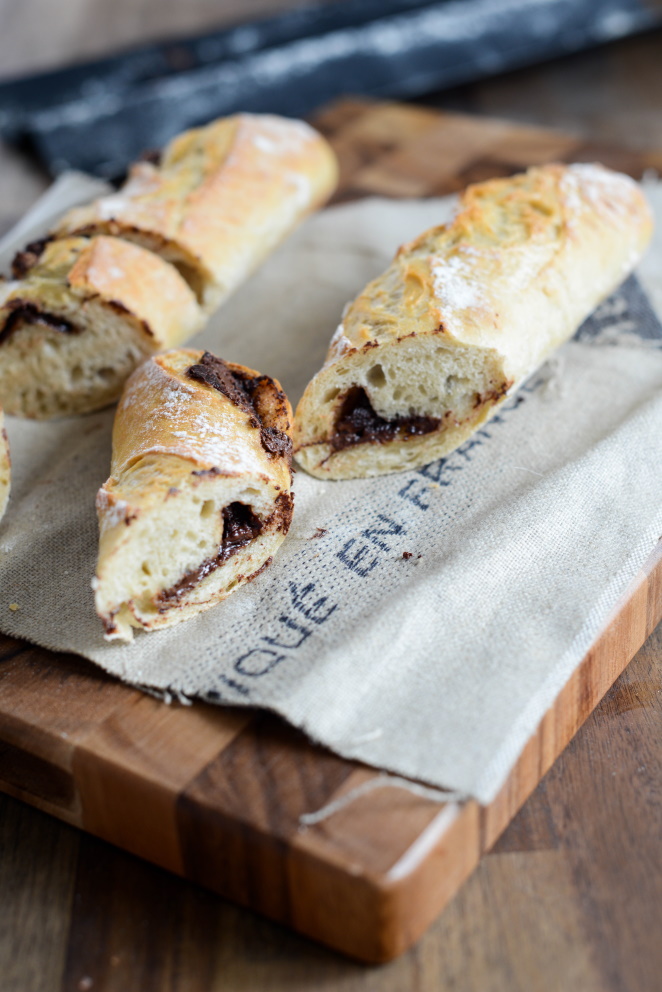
94, 349, 293, 641
54, 114, 338, 313
0, 236, 202, 418
0, 407, 9, 521
293, 163, 653, 480
1, 114, 337, 419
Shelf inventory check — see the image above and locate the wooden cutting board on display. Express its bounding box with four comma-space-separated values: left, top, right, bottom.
1, 98, 661, 964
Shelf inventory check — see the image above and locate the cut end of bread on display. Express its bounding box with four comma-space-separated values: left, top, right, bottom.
0, 236, 203, 419
294, 335, 510, 479
95, 462, 293, 641
0, 297, 156, 418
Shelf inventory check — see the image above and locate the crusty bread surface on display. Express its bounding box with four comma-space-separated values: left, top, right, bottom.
94, 349, 293, 641
55, 113, 338, 312
1, 114, 337, 419
293, 163, 653, 480
0, 408, 9, 522
0, 236, 202, 418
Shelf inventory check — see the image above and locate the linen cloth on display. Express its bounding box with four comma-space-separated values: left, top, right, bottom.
2, 174, 661, 804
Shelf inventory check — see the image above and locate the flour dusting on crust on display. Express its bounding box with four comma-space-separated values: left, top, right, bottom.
563, 163, 641, 223
324, 323, 356, 367
431, 252, 488, 334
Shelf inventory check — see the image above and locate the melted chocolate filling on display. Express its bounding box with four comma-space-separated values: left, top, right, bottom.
273, 491, 294, 536
157, 502, 262, 606
259, 426, 292, 457
186, 352, 293, 460
0, 301, 76, 346
187, 352, 258, 422
330, 387, 441, 451
222, 501, 263, 554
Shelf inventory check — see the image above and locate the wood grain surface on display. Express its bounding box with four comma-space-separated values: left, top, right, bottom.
2, 96, 662, 975
2, 617, 661, 992
1, 4, 662, 988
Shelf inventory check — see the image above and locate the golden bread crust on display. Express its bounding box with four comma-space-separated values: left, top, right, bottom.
67, 236, 202, 345
55, 114, 338, 310
110, 349, 292, 483
293, 163, 653, 479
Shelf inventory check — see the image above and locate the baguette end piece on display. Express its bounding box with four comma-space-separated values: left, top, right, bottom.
294, 163, 653, 480
94, 350, 293, 642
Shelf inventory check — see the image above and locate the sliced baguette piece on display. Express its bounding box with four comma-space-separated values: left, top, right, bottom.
0, 236, 203, 418
54, 114, 338, 312
94, 349, 293, 642
0, 408, 9, 522
293, 163, 653, 480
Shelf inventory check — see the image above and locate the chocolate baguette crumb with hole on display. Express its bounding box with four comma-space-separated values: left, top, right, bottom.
293, 163, 652, 480
0, 236, 202, 418
94, 349, 293, 642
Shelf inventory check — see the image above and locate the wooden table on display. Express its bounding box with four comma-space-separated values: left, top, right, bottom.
1, 5, 662, 991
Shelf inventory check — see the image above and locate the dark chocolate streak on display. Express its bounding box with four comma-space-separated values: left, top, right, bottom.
157, 502, 262, 606
11, 236, 53, 279
330, 387, 441, 451
273, 490, 294, 536
0, 300, 77, 346
260, 426, 293, 457
186, 352, 293, 460
187, 352, 257, 421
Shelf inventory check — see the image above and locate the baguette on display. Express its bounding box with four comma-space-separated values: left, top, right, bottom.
1, 114, 337, 419
0, 408, 9, 522
293, 163, 653, 479
54, 114, 338, 313
94, 349, 293, 641
0, 236, 202, 418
